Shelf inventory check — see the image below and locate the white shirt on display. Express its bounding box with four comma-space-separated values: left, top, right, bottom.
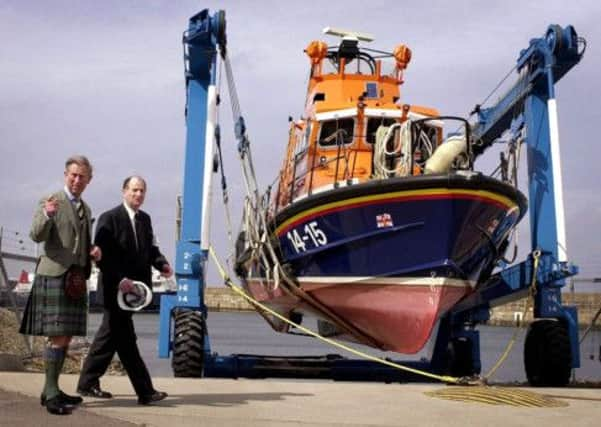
122, 202, 158, 247
64, 186, 78, 203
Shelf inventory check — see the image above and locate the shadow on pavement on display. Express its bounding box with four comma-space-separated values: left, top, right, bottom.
82, 391, 314, 408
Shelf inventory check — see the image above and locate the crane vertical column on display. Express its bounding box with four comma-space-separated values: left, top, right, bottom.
440, 25, 584, 379
158, 9, 225, 359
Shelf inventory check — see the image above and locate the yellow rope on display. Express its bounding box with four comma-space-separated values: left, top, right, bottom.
208, 245, 460, 384
209, 246, 569, 407
484, 250, 541, 380
425, 386, 567, 407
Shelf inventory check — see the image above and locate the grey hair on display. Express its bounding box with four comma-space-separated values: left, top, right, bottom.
65, 155, 93, 177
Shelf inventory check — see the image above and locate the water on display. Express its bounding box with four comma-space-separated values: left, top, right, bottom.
87, 311, 601, 383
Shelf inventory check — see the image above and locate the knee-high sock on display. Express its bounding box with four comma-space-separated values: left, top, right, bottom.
43, 346, 65, 400
57, 345, 69, 373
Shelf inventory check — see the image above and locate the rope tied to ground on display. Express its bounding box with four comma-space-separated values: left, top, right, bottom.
207, 245, 461, 384
208, 246, 571, 407
483, 249, 541, 382
425, 386, 568, 407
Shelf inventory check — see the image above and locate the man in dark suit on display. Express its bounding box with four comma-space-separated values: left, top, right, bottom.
77, 175, 172, 405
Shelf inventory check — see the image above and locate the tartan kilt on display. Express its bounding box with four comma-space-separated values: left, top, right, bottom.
19, 274, 88, 337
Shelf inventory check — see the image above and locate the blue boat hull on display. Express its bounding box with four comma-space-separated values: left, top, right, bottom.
242, 172, 527, 353
274, 173, 526, 282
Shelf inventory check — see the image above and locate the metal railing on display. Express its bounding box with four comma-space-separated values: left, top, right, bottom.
274, 117, 474, 214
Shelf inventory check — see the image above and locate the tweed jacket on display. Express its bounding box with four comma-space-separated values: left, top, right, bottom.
30, 190, 92, 277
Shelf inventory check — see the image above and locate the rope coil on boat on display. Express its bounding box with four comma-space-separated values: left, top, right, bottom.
373, 122, 412, 178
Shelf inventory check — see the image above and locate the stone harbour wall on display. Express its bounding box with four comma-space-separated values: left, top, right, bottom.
205, 287, 254, 311
489, 292, 601, 328
205, 287, 601, 329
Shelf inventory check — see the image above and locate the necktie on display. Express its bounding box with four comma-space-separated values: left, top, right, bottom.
75, 200, 85, 225
134, 212, 143, 251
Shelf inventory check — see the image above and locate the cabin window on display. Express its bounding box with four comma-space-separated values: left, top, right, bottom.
302, 121, 313, 150
365, 117, 397, 144
294, 134, 308, 157
321, 59, 338, 75
365, 82, 378, 99
322, 51, 376, 75
317, 118, 355, 147
313, 93, 325, 103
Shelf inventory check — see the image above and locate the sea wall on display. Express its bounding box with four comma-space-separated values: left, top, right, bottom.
488, 292, 601, 328
205, 287, 601, 329
205, 287, 254, 312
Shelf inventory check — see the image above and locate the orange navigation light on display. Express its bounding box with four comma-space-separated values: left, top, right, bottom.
305, 40, 328, 65
393, 44, 412, 70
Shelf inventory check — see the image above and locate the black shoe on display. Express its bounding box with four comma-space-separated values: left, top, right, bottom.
77, 386, 113, 399
137, 391, 168, 405
45, 396, 72, 415
40, 391, 83, 407
59, 391, 84, 405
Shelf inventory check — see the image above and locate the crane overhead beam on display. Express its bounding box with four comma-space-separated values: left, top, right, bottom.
472, 25, 584, 156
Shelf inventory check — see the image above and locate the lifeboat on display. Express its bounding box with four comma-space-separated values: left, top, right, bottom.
235, 28, 526, 354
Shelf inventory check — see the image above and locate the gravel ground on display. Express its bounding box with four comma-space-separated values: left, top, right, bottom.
0, 307, 124, 374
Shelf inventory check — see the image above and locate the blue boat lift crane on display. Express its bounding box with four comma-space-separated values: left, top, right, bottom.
158, 9, 585, 385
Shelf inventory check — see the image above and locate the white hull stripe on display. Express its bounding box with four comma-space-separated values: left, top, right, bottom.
290, 276, 476, 288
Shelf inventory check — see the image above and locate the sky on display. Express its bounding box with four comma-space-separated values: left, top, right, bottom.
1, 0, 600, 290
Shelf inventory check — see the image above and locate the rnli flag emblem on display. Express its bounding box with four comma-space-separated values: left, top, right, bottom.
376, 213, 393, 228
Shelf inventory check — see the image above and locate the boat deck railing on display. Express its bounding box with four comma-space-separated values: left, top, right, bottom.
273, 116, 474, 215
286, 132, 360, 207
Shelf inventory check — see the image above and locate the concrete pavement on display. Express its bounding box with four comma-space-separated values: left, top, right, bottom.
0, 387, 137, 427
1, 372, 600, 426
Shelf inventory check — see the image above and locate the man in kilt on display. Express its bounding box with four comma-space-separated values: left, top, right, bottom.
20, 155, 102, 415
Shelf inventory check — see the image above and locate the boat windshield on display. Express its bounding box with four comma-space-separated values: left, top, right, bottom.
318, 118, 355, 147
322, 51, 377, 75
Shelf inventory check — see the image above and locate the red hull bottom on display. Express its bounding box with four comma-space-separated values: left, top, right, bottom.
245, 277, 474, 354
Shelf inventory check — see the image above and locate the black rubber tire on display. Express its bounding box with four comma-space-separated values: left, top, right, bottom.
446, 337, 478, 378
172, 309, 205, 377
524, 319, 572, 387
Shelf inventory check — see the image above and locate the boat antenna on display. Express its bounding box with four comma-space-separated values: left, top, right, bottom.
323, 27, 375, 43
